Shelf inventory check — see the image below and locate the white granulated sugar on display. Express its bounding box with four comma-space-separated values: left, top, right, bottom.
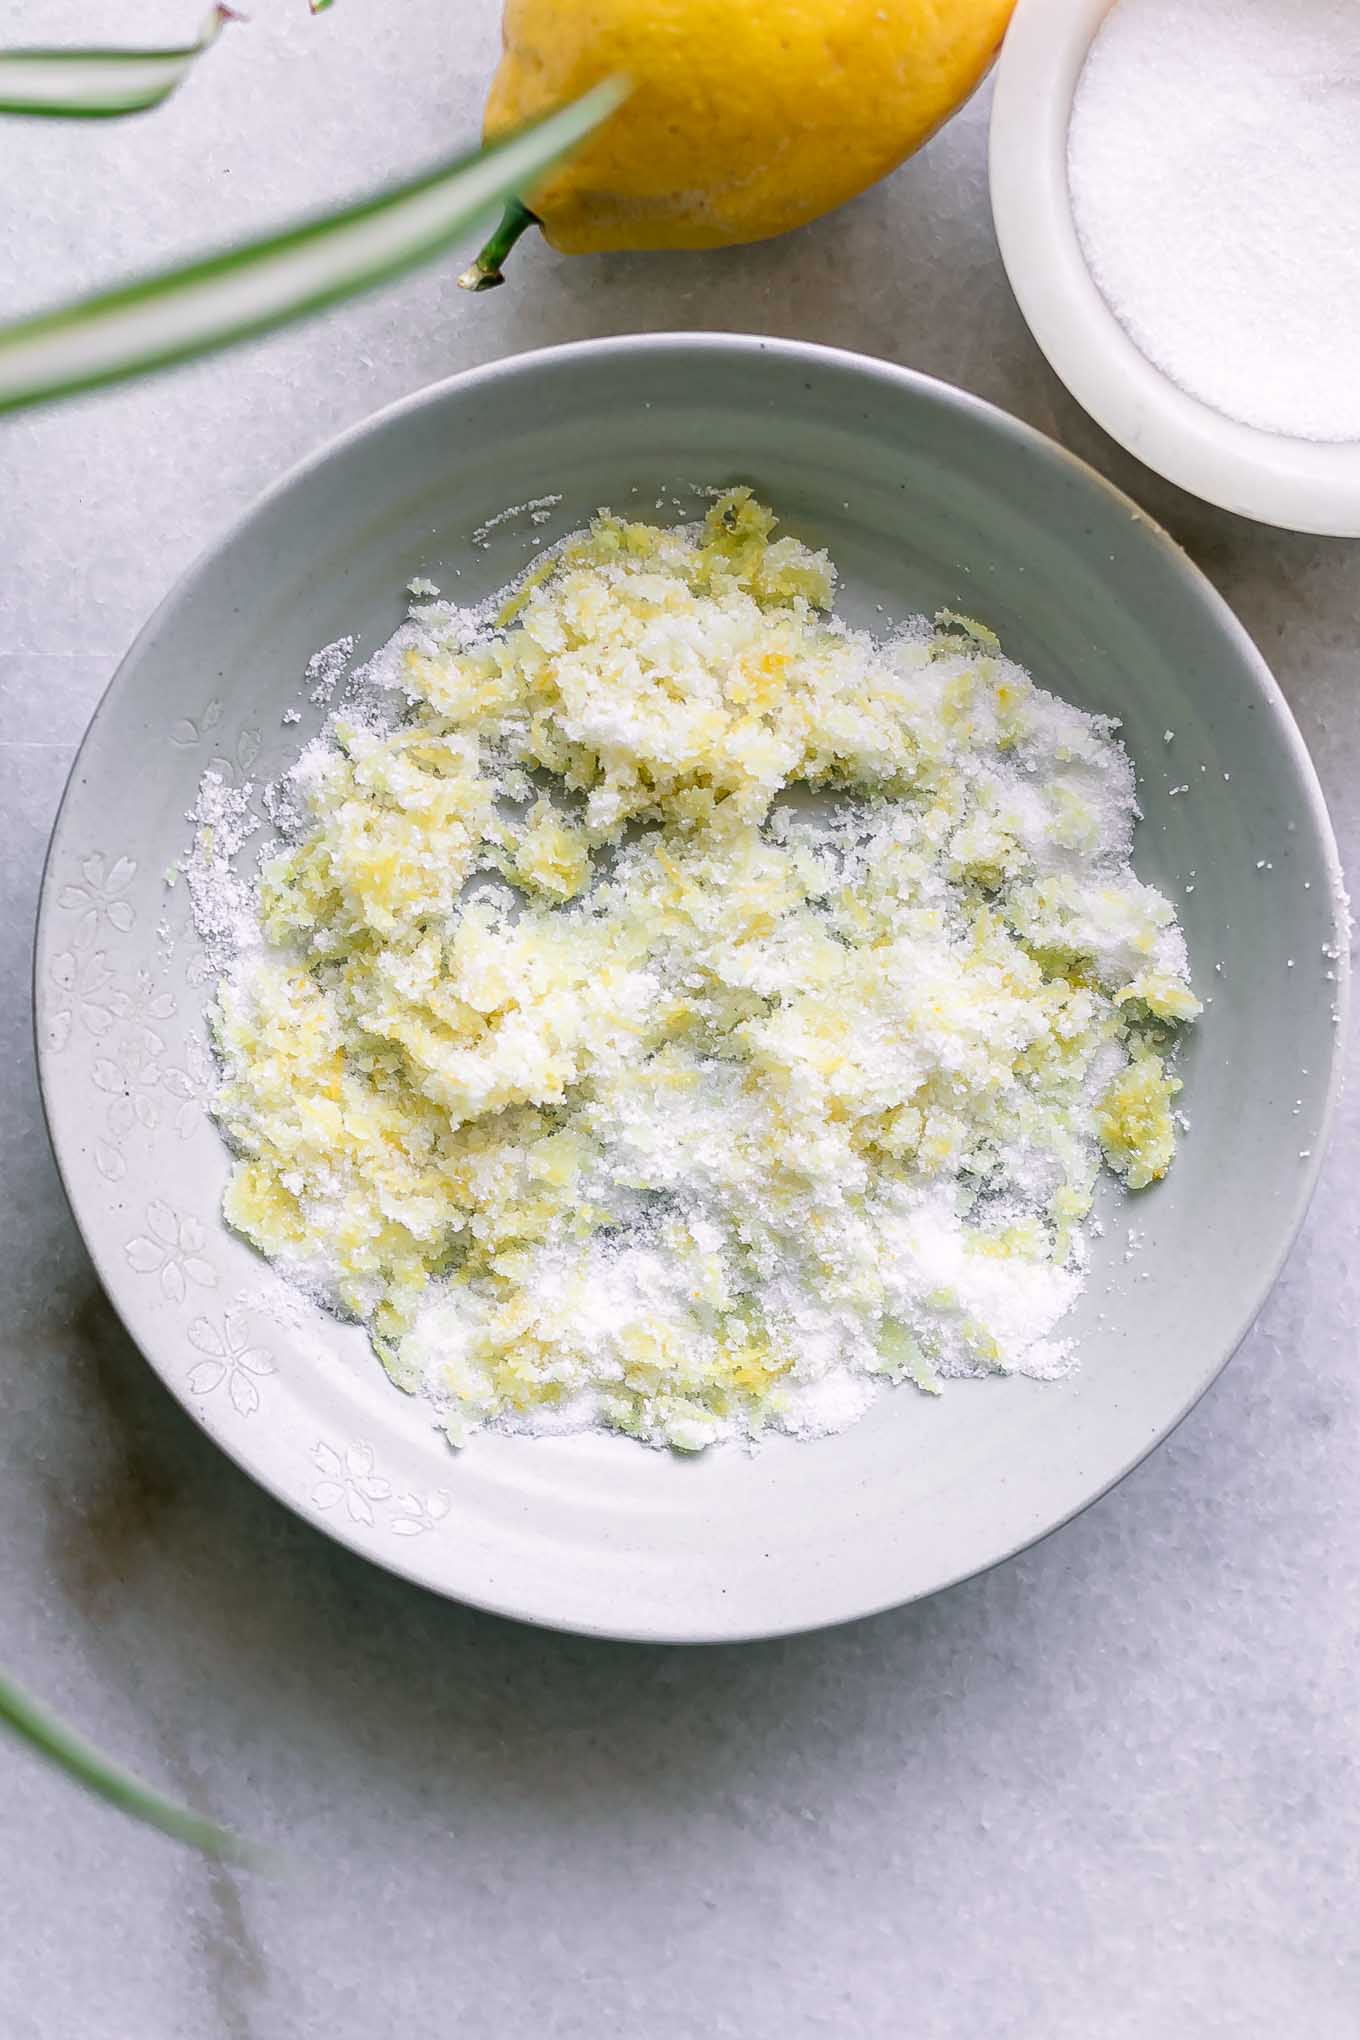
1068, 0, 1360, 441
183, 770, 261, 973
305, 634, 355, 703
472, 494, 563, 547
194, 493, 1200, 1456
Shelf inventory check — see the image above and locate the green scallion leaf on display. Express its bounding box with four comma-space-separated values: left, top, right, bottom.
0, 1669, 250, 1859
0, 78, 625, 414
0, 5, 236, 120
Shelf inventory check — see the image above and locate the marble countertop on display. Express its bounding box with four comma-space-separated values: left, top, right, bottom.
3, 5, 1357, 2035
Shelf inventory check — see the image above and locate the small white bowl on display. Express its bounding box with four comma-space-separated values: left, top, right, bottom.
990, 0, 1360, 536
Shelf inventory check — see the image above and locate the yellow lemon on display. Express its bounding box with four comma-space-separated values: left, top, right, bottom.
463, 0, 1014, 285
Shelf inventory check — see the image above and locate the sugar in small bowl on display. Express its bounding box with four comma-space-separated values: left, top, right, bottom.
990, 0, 1360, 535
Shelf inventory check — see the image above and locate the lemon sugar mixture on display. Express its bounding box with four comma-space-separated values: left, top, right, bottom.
202, 494, 1199, 1452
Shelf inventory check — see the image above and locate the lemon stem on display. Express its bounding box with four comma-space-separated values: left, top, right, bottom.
458, 198, 540, 291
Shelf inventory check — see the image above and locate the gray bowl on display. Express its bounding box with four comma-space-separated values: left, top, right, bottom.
35, 335, 1348, 1641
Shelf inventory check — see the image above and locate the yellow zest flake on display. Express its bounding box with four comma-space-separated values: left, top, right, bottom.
1115, 970, 1204, 1022
1097, 1051, 1181, 1189
510, 801, 592, 899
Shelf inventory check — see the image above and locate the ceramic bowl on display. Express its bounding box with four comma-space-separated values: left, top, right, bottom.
990, 0, 1360, 536
36, 335, 1347, 1641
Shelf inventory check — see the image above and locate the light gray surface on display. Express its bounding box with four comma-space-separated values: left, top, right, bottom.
1, 2, 1357, 2033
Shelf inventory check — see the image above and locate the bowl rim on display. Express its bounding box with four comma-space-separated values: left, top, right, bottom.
990, 0, 1360, 537
33, 332, 1351, 1641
